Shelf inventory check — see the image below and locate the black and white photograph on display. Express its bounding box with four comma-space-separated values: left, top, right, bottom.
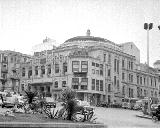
0, 0, 160, 128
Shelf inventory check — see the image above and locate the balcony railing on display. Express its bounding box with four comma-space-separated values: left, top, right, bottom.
73, 72, 87, 77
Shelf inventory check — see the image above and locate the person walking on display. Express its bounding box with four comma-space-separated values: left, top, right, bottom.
1, 95, 3, 103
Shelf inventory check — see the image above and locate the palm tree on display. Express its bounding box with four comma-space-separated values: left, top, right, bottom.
24, 90, 38, 104
60, 87, 77, 120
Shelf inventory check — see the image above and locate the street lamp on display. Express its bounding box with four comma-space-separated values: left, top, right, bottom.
144, 23, 153, 67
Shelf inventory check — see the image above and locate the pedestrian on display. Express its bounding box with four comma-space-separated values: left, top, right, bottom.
1, 95, 3, 103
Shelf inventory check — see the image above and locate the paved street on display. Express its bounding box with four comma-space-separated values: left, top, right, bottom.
0, 106, 160, 128
95, 107, 160, 128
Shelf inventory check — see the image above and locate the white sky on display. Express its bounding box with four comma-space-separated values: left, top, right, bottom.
0, 0, 160, 67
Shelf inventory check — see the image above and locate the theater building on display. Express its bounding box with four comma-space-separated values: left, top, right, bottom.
19, 30, 160, 105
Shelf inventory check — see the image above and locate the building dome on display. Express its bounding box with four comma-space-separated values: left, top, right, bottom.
59, 30, 110, 48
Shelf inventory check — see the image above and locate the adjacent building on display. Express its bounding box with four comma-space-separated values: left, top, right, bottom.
0, 50, 31, 92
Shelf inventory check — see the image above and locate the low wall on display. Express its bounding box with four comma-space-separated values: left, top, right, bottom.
0, 122, 107, 128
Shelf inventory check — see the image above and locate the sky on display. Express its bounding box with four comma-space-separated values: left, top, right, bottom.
0, 0, 160, 67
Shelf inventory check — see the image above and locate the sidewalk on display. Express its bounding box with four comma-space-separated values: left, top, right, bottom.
136, 114, 152, 119
0, 122, 107, 128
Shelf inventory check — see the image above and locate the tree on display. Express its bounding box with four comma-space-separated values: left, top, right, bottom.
60, 87, 77, 120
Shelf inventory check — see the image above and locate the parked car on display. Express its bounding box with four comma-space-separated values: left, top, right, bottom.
2, 93, 17, 108
76, 100, 94, 111
45, 97, 56, 108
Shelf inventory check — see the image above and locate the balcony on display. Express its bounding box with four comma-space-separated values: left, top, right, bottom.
73, 72, 87, 77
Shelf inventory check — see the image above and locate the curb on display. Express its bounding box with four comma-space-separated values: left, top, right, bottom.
136, 115, 152, 119
0, 122, 107, 128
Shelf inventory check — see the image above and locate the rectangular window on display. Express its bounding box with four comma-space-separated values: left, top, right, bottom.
104, 54, 106, 62
92, 79, 95, 90
11, 57, 13, 63
28, 70, 32, 78
72, 78, 79, 89
41, 65, 45, 75
144, 90, 147, 97
72, 61, 80, 72
55, 63, 59, 73
55, 81, 58, 88
117, 80, 119, 91
114, 76, 116, 86
108, 69, 111, 77
92, 69, 95, 74
122, 59, 125, 68
96, 70, 99, 75
108, 84, 111, 92
92, 62, 95, 66
140, 77, 142, 85
96, 63, 99, 67
117, 60, 119, 73
100, 80, 103, 91
131, 74, 133, 83
3, 56, 7, 63
128, 61, 131, 69
108, 54, 111, 63
35, 66, 38, 76
144, 77, 146, 85
155, 78, 157, 87
151, 91, 153, 97
131, 62, 133, 70
114, 59, 116, 72
63, 62, 67, 73
137, 75, 139, 84
96, 80, 99, 91
22, 68, 25, 77
81, 78, 88, 90
62, 81, 66, 87
100, 64, 103, 76
81, 61, 88, 72
21, 84, 24, 91
47, 65, 51, 75
122, 73, 125, 80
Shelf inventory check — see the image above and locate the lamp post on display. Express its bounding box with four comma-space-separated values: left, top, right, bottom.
144, 23, 153, 67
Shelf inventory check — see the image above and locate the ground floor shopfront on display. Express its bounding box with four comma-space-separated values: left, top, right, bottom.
51, 89, 105, 105
29, 82, 52, 97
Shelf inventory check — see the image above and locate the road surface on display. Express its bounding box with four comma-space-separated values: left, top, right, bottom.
95, 107, 159, 128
